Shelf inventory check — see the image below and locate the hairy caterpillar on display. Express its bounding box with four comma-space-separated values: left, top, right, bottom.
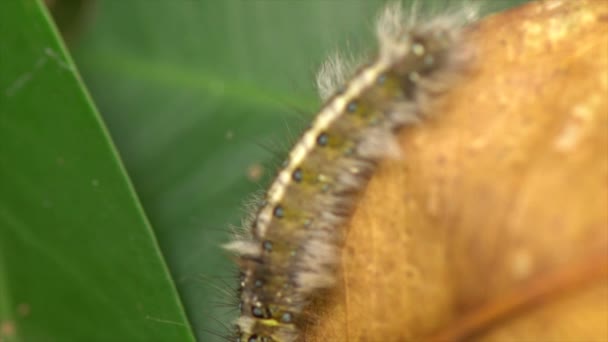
224, 2, 478, 341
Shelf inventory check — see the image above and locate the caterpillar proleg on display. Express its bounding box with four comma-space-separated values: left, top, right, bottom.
224, 2, 478, 341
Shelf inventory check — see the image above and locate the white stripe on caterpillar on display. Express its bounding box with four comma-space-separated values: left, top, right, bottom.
226, 2, 479, 341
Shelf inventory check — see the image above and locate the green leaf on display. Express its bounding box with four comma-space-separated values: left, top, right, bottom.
0, 1, 194, 341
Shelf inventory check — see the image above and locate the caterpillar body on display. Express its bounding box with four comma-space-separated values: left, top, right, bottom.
224, 2, 478, 341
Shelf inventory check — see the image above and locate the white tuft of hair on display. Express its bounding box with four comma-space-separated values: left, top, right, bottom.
223, 239, 261, 258
316, 52, 353, 101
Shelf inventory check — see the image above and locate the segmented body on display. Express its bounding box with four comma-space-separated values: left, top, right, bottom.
225, 3, 477, 341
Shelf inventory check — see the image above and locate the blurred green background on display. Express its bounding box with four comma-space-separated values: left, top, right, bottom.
1, 0, 529, 341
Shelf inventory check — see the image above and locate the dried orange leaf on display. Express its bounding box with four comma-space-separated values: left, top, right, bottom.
305, 0, 608, 340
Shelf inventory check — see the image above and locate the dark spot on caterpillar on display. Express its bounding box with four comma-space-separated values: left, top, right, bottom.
316, 132, 329, 146
377, 73, 387, 85
251, 305, 267, 318
347, 100, 358, 113
262, 240, 272, 252
292, 168, 303, 182
281, 312, 293, 323
273, 205, 284, 218
247, 334, 258, 342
